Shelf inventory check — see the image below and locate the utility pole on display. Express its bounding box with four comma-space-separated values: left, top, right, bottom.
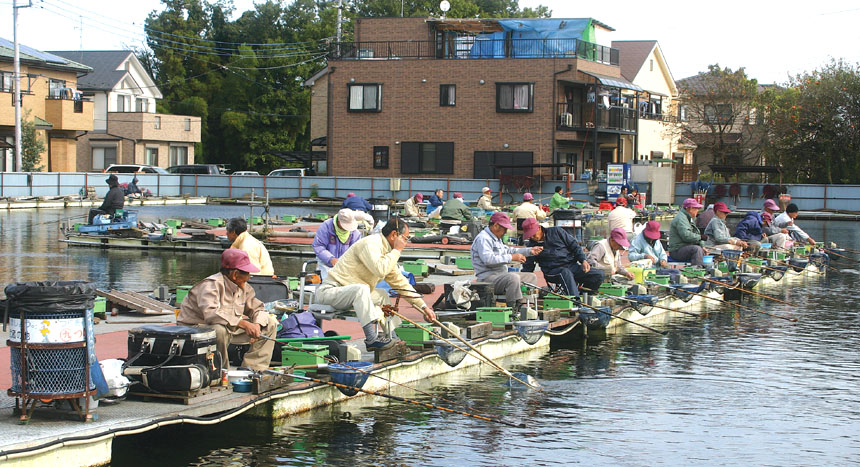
13, 0, 23, 172
336, 0, 343, 57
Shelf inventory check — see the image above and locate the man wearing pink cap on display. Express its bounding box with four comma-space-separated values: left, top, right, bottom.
520, 217, 604, 297
512, 192, 546, 225
704, 202, 747, 250
440, 192, 473, 221
629, 220, 668, 267
587, 228, 635, 280
668, 198, 706, 266
341, 192, 373, 212
177, 249, 278, 371
471, 212, 543, 314
403, 193, 424, 217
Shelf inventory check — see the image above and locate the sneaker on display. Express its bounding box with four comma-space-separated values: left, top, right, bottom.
365, 337, 396, 351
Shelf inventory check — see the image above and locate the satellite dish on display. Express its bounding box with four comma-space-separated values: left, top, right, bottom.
440, 0, 450, 12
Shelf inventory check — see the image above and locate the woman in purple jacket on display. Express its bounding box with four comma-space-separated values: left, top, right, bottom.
312, 209, 368, 278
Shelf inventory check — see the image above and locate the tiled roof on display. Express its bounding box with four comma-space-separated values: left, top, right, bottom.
0, 38, 91, 74
611, 40, 657, 82
49, 50, 133, 90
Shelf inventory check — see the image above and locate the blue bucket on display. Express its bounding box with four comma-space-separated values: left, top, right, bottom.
702, 255, 714, 264
328, 361, 373, 396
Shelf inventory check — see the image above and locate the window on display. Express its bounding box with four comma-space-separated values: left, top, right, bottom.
440, 84, 456, 106
679, 104, 689, 122
704, 104, 733, 124
0, 72, 12, 92
135, 98, 147, 112
92, 146, 117, 170
169, 146, 188, 166
373, 146, 389, 169
116, 94, 131, 112
154, 116, 161, 129
184, 118, 191, 131
496, 83, 533, 112
650, 59, 654, 72
49, 79, 65, 99
145, 147, 158, 166
347, 83, 382, 112
400, 142, 454, 174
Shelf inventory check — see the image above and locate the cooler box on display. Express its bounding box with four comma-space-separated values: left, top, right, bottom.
403, 260, 429, 276
394, 322, 433, 344
476, 307, 512, 325
598, 284, 628, 297
455, 257, 473, 270
281, 343, 329, 366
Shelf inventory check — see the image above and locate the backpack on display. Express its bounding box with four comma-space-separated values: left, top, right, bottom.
278, 311, 324, 339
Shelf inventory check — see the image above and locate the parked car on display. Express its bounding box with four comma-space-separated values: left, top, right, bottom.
105, 164, 169, 174
268, 168, 307, 177
167, 164, 223, 175
232, 171, 260, 176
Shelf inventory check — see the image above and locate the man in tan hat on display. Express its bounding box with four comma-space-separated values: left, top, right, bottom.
177, 249, 278, 371
476, 187, 499, 212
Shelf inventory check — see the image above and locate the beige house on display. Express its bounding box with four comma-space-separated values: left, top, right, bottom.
50, 51, 201, 171
0, 38, 94, 172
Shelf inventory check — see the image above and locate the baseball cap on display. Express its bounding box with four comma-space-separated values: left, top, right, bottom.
643, 220, 661, 240
453, 192, 463, 199
415, 193, 424, 202
610, 228, 630, 248
682, 198, 703, 210
222, 248, 260, 273
335, 209, 359, 231
347, 193, 356, 198
522, 217, 540, 239
482, 186, 491, 193
523, 192, 533, 201
761, 211, 773, 221
763, 199, 779, 211
489, 212, 513, 230
713, 202, 731, 213
616, 196, 627, 206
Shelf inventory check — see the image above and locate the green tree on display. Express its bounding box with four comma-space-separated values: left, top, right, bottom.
22, 111, 45, 172
760, 59, 860, 184
355, 0, 549, 18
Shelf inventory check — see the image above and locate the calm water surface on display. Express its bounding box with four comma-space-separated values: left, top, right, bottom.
2, 208, 860, 465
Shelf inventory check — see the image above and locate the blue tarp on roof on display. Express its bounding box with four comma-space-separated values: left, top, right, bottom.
469, 19, 592, 58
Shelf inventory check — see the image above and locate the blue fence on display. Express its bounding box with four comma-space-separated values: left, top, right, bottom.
2, 172, 860, 212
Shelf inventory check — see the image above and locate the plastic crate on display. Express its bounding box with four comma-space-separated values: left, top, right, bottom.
476, 307, 512, 325
251, 216, 263, 225
793, 246, 808, 256
165, 219, 182, 229
93, 297, 106, 316
287, 277, 299, 290
767, 250, 787, 261
543, 298, 574, 310
394, 322, 433, 344
281, 215, 298, 223
681, 267, 707, 278
315, 213, 330, 220
650, 274, 671, 285
455, 257, 473, 270
175, 285, 192, 304
403, 260, 428, 276
598, 284, 628, 297
207, 218, 224, 227
281, 343, 329, 366
717, 262, 730, 274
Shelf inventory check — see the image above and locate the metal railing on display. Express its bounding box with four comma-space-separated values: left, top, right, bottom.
329, 38, 619, 65
557, 102, 637, 132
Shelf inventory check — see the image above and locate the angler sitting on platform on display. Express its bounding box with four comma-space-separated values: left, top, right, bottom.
87, 174, 125, 224
668, 198, 706, 267
477, 187, 499, 212
549, 186, 570, 211
761, 212, 789, 248
427, 189, 445, 217
774, 203, 816, 246
403, 193, 423, 218
440, 192, 473, 222
734, 210, 788, 249
521, 217, 603, 297
628, 220, 668, 268
511, 192, 546, 224
587, 227, 635, 281
314, 217, 436, 351
226, 217, 274, 276
607, 196, 637, 239
177, 249, 277, 371
704, 202, 747, 251
471, 212, 542, 314
342, 193, 373, 212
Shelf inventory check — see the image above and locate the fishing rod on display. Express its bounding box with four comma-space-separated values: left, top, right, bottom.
521, 282, 668, 335
590, 289, 703, 318
385, 289, 542, 391
696, 276, 799, 310
270, 369, 525, 428
760, 255, 828, 275
259, 335, 510, 421
643, 280, 796, 321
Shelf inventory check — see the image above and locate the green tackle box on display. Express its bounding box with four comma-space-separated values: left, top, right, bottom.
315, 213, 330, 221
455, 257, 473, 270
281, 343, 329, 366
165, 219, 182, 229
598, 283, 628, 297
93, 297, 106, 317
73, 223, 84, 232
403, 260, 429, 276
767, 250, 787, 261
650, 274, 671, 285
476, 307, 512, 325
394, 322, 433, 344
207, 218, 224, 227
681, 267, 707, 278
717, 262, 730, 274
287, 276, 299, 290
543, 297, 574, 310
793, 246, 808, 256
281, 215, 298, 223
175, 285, 193, 304
251, 216, 263, 225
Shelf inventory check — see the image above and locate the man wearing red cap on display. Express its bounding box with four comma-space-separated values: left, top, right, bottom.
440, 192, 472, 221
587, 228, 635, 280
403, 193, 424, 217
511, 192, 546, 225
704, 202, 747, 250
341, 192, 373, 212
629, 220, 668, 267
477, 187, 499, 212
607, 196, 637, 238
668, 198, 706, 266
177, 249, 278, 371
520, 217, 603, 297
471, 212, 542, 314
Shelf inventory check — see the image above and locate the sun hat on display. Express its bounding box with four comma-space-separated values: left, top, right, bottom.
610, 228, 630, 248
521, 218, 540, 239
489, 212, 513, 230
643, 220, 661, 240
221, 249, 260, 273
336, 209, 359, 231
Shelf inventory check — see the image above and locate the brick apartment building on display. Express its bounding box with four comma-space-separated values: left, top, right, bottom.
307, 17, 660, 180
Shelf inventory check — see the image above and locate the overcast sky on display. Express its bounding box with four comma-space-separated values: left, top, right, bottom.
2, 0, 858, 84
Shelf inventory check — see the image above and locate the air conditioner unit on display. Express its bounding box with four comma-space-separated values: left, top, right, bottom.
559, 112, 573, 127
358, 49, 374, 59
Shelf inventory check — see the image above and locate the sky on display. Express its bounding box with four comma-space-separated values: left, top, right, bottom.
1, 0, 858, 84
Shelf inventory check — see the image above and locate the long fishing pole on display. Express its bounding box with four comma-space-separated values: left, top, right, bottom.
259, 335, 509, 421
384, 289, 542, 391
272, 370, 525, 428
521, 282, 668, 335
696, 276, 799, 310
645, 280, 797, 322
591, 289, 703, 318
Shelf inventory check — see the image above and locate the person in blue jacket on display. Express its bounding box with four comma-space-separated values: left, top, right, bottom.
427, 188, 445, 217
341, 192, 373, 212
521, 218, 603, 297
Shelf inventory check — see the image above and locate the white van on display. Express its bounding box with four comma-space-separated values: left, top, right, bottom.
268, 168, 307, 177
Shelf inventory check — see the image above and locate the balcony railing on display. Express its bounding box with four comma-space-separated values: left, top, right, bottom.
329, 38, 619, 65
557, 102, 637, 132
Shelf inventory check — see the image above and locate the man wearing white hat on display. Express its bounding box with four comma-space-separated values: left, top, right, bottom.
476, 187, 499, 212
312, 209, 370, 279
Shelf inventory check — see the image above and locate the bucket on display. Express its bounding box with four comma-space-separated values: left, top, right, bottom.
702, 255, 714, 264
627, 266, 644, 284
175, 285, 192, 304
328, 361, 373, 396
